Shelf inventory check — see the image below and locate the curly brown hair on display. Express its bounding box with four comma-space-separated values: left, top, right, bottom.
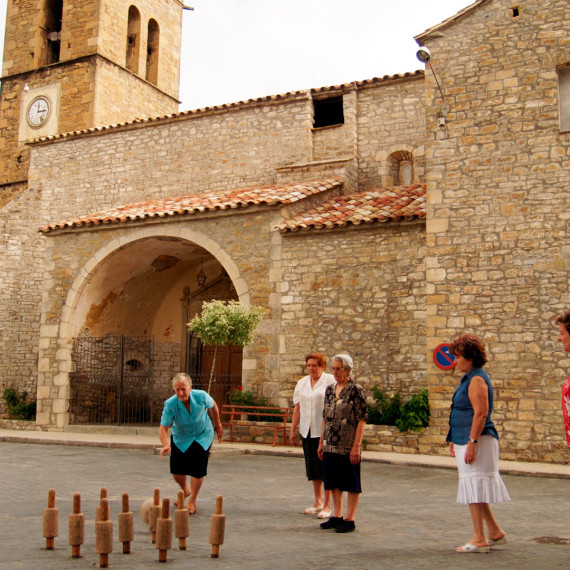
555, 311, 570, 335
305, 352, 327, 368
449, 334, 487, 368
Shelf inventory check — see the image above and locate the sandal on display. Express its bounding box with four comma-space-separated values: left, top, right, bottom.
303, 506, 323, 514
456, 542, 489, 553
317, 509, 331, 519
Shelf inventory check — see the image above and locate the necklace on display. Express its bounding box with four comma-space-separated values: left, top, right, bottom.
334, 383, 346, 401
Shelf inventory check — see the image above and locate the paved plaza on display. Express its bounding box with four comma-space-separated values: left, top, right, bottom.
0, 440, 569, 569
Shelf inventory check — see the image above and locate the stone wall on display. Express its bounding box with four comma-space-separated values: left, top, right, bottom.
356, 75, 426, 188
277, 221, 426, 404
92, 57, 179, 127
421, 0, 570, 463
0, 184, 45, 399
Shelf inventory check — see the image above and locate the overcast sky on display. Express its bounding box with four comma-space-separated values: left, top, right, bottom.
0, 0, 475, 111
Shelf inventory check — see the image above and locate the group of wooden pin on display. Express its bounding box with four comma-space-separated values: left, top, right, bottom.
42, 487, 226, 567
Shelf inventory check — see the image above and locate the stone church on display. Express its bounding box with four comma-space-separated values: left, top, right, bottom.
0, 0, 569, 463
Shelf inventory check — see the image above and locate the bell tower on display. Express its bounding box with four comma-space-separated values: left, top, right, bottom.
0, 0, 184, 195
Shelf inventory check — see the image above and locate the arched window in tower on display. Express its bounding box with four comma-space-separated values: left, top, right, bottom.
43, 0, 63, 65
146, 19, 160, 85
126, 6, 141, 74
387, 151, 414, 186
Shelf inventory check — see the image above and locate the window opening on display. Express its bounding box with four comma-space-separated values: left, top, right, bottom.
313, 96, 344, 128
146, 19, 160, 85
387, 150, 414, 186
511, 7, 520, 17
126, 6, 141, 74
44, 0, 63, 65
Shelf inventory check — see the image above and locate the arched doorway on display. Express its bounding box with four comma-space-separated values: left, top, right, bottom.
67, 236, 242, 425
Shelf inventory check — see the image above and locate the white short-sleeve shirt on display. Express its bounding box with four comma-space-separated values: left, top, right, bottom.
293, 372, 336, 439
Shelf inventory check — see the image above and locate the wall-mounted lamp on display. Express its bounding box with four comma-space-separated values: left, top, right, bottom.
197, 262, 206, 286
416, 46, 447, 126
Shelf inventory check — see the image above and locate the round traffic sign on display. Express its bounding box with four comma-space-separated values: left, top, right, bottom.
433, 343, 456, 370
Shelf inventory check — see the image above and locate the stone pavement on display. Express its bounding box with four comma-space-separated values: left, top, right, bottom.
1, 428, 570, 569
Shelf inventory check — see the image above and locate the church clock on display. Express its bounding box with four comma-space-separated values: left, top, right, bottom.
26, 95, 51, 128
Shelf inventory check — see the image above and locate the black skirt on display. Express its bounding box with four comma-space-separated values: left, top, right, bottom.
323, 451, 362, 493
170, 439, 211, 478
301, 435, 324, 481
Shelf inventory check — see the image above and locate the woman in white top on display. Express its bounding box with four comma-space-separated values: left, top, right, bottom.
289, 353, 336, 518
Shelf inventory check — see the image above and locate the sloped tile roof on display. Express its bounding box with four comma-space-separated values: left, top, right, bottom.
277, 185, 426, 233
40, 177, 344, 234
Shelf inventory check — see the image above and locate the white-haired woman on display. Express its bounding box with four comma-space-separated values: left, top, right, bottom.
158, 373, 223, 514
317, 354, 368, 533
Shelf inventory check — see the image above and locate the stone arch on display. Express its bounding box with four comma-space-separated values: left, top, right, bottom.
62, 226, 250, 335
377, 144, 425, 187
44, 225, 251, 428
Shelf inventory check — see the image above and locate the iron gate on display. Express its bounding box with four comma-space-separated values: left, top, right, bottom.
69, 335, 154, 425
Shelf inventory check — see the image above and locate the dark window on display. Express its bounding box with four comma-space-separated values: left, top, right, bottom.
313, 96, 344, 128
146, 19, 160, 85
512, 7, 520, 17
44, 0, 63, 64
126, 6, 141, 74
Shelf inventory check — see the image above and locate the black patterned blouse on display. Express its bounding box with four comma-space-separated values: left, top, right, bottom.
322, 379, 368, 455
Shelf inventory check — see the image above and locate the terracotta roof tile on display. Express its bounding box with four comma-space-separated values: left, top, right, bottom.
277, 185, 426, 233
40, 177, 344, 234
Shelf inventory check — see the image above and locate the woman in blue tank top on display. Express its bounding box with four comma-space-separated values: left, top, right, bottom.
447, 334, 510, 553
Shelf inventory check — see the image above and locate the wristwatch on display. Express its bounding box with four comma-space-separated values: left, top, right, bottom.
468, 438, 478, 444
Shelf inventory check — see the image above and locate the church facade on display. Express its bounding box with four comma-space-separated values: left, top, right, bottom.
1, 0, 569, 463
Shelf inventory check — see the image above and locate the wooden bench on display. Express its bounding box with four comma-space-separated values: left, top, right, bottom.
220, 404, 294, 446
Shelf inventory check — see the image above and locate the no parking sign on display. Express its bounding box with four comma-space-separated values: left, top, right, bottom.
433, 343, 456, 370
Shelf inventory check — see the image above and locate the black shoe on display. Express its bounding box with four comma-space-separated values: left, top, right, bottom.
320, 516, 343, 529
335, 520, 356, 533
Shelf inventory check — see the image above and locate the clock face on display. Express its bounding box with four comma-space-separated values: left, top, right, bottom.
27, 95, 51, 128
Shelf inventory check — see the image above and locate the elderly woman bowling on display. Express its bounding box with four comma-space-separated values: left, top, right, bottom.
317, 353, 368, 533
447, 334, 510, 553
158, 373, 223, 514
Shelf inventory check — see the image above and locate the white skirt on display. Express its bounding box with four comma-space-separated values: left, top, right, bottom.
454, 435, 511, 505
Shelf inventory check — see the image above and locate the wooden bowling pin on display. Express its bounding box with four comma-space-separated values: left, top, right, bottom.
209, 495, 226, 559
174, 490, 190, 550
95, 487, 107, 522
156, 498, 173, 563
68, 493, 84, 558
95, 498, 113, 568
43, 488, 59, 550
118, 493, 134, 554
149, 488, 161, 543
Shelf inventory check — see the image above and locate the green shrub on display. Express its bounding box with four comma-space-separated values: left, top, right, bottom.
367, 387, 430, 432
2, 388, 36, 420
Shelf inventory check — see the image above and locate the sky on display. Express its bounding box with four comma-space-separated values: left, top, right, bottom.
0, 0, 475, 112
